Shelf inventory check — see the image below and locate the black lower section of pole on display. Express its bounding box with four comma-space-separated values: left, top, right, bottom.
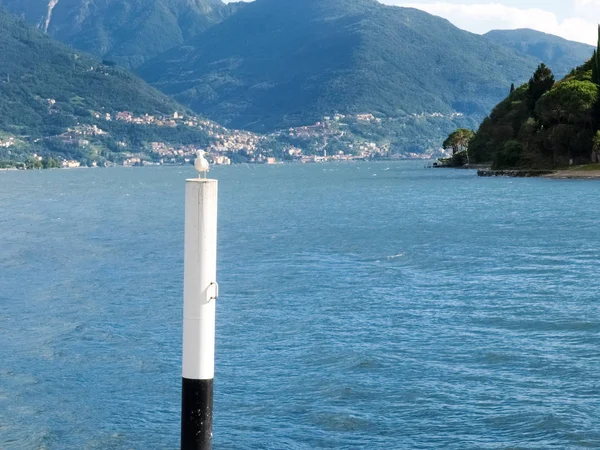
181, 378, 213, 450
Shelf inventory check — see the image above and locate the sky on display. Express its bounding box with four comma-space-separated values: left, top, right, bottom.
380, 0, 598, 45
224, 0, 599, 45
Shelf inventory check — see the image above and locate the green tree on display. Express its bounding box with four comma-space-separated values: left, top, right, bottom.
592, 25, 600, 85
42, 157, 60, 169
443, 128, 475, 165
527, 64, 555, 111
26, 157, 42, 170
592, 130, 600, 162
493, 140, 522, 169
443, 129, 474, 154
591, 25, 600, 128
535, 80, 598, 127
510, 83, 515, 94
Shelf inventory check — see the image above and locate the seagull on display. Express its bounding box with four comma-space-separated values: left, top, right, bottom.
194, 150, 210, 179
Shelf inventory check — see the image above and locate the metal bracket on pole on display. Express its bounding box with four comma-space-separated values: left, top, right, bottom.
208, 282, 219, 303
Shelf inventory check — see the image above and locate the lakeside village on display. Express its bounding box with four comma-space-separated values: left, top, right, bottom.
0, 109, 453, 169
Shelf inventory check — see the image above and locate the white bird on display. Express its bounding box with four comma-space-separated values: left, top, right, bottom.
194, 150, 210, 179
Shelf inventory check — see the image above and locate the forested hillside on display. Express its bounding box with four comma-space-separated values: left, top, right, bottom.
0, 8, 213, 167
0, 0, 238, 68
485, 29, 594, 79
139, 0, 539, 136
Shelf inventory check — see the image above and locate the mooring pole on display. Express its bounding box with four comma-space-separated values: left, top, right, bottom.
181, 178, 218, 450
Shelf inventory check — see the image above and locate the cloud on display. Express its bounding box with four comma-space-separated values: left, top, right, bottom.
380, 1, 597, 45
576, 0, 600, 6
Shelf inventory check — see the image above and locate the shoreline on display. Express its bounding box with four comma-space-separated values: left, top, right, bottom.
543, 170, 600, 179
477, 168, 600, 180
0, 158, 435, 172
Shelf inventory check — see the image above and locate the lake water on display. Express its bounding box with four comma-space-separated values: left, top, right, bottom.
1, 162, 600, 449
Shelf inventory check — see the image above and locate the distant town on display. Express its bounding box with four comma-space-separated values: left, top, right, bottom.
0, 107, 454, 169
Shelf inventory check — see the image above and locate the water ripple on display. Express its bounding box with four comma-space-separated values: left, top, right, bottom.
1, 163, 600, 448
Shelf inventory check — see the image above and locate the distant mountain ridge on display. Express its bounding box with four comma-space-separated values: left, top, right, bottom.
485, 29, 594, 79
0, 0, 239, 68
138, 0, 540, 135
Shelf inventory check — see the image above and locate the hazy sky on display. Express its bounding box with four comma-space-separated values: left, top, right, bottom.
381, 0, 598, 45
225, 0, 598, 45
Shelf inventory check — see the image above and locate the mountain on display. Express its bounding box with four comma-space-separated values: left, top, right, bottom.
485, 29, 594, 79
138, 0, 540, 138
0, 0, 238, 68
0, 8, 218, 167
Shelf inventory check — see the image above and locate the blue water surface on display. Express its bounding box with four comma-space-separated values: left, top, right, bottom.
1, 162, 599, 449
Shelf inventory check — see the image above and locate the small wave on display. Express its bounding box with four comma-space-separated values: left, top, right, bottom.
386, 253, 404, 260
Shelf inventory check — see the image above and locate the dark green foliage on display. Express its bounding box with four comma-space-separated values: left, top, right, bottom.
527, 64, 555, 111
592, 50, 599, 85
535, 80, 597, 126
442, 128, 474, 157
485, 29, 594, 79
42, 157, 60, 168
493, 140, 522, 169
589, 26, 600, 129
592, 130, 600, 162
450, 151, 468, 167
469, 84, 531, 163
25, 156, 42, 169
139, 0, 539, 135
510, 83, 515, 94
592, 26, 600, 85
470, 51, 600, 169
544, 124, 593, 166
0, 0, 236, 68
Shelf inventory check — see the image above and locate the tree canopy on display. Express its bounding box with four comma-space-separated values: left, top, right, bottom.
528, 63, 555, 110
443, 129, 475, 155
451, 26, 600, 170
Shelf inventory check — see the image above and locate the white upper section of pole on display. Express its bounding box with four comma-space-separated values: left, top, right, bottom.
183, 179, 218, 380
